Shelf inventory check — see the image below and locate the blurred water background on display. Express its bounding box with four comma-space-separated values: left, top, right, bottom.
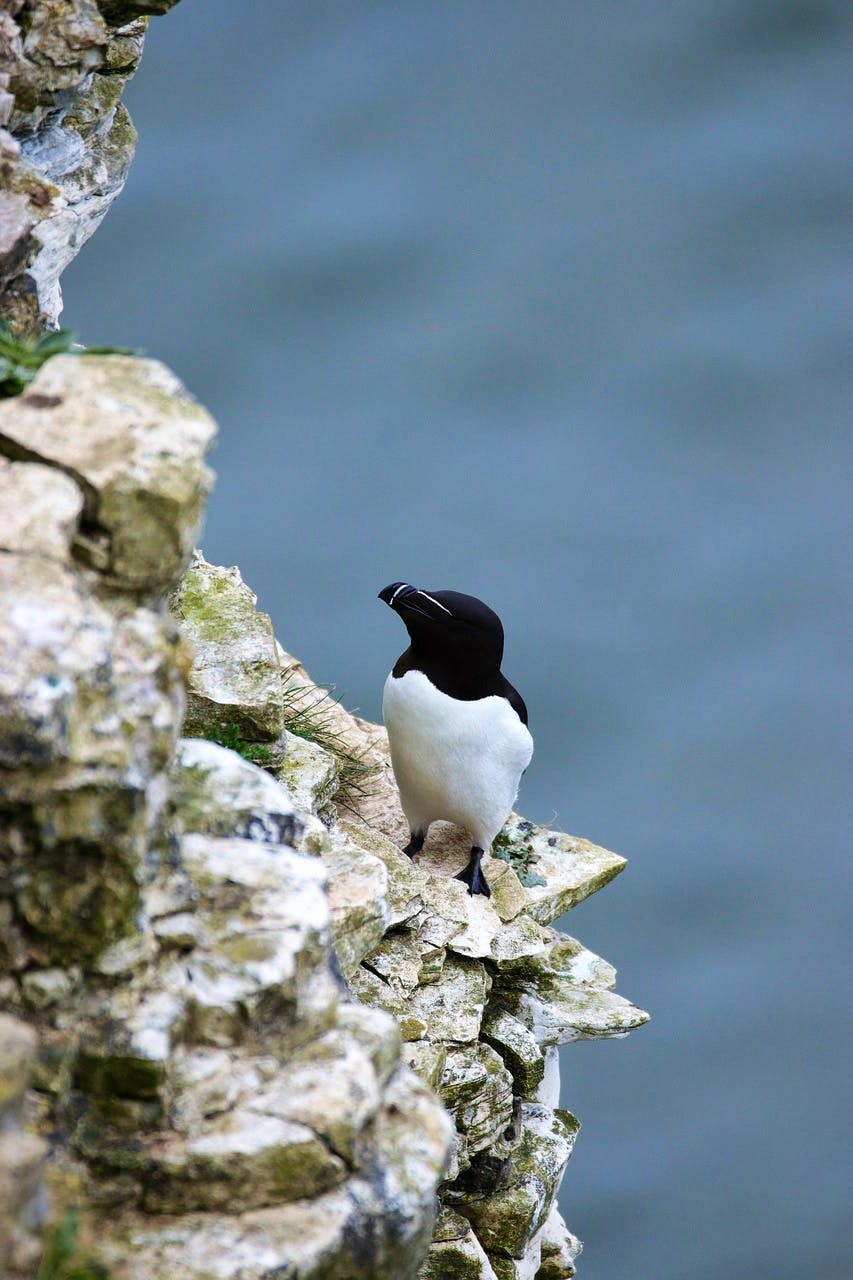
64, 3, 852, 1276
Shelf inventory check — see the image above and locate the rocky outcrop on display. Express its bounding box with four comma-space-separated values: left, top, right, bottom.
0, 357, 453, 1278
0, 0, 181, 336
167, 552, 650, 1280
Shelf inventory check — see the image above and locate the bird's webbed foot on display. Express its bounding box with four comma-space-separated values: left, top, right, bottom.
454, 846, 491, 897
402, 831, 425, 859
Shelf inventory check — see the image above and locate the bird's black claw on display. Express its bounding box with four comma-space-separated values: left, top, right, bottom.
454, 849, 491, 897
402, 833, 424, 859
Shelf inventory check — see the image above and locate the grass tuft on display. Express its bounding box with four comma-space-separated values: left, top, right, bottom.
280, 675, 380, 811
195, 681, 379, 815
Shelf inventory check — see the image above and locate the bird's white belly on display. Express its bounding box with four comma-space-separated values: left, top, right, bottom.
382, 670, 533, 848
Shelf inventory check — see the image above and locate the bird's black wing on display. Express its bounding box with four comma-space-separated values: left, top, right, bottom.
498, 675, 529, 726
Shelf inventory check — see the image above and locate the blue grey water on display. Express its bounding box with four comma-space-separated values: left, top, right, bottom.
64, 3, 852, 1276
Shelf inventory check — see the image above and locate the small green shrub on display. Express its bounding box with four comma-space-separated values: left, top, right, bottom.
0, 318, 134, 397
491, 827, 547, 888
37, 1211, 110, 1280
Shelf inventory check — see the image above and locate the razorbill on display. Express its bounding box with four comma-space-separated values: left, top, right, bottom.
378, 582, 533, 897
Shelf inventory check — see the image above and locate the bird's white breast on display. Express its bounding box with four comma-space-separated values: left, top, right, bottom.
382, 669, 533, 848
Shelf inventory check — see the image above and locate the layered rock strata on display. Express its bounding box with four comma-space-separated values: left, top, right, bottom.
0, 0, 181, 336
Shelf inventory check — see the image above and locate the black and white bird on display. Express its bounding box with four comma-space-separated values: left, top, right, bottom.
378, 582, 534, 897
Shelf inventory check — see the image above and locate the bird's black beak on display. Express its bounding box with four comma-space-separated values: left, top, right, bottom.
378, 583, 453, 621
378, 582, 429, 618
378, 582, 408, 606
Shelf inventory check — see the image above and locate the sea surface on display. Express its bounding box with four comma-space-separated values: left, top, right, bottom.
64, 4, 852, 1276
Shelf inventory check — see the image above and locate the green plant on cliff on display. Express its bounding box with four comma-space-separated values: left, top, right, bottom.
0, 318, 134, 397
199, 686, 378, 811
201, 721, 273, 766
491, 827, 547, 888
37, 1210, 109, 1280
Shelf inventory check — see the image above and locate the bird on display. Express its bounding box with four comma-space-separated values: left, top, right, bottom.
378, 582, 533, 896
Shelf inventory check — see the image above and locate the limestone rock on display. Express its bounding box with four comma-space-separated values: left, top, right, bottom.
334, 1000, 403, 1088
338, 820, 425, 926
537, 1205, 582, 1279
480, 1008, 545, 1097
0, 356, 216, 592
489, 816, 627, 925
439, 1044, 514, 1161
142, 1109, 348, 1213
0, 551, 181, 775
275, 729, 339, 819
348, 965, 427, 1042
0, 456, 82, 561
0, 553, 184, 965
78, 987, 181, 1094
364, 930, 445, 998
0, 1129, 45, 1277
98, 1179, 431, 1280
170, 553, 285, 741
172, 737, 300, 848
528, 1047, 561, 1110
0, 1014, 46, 1277
323, 840, 388, 979
418, 1214, 501, 1280
0, 1, 182, 330
253, 1027, 382, 1162
97, 1195, 373, 1279
491, 933, 649, 1047
402, 1040, 448, 1091
179, 835, 337, 1052
370, 1068, 455, 1269
450, 1104, 580, 1262
103, 1063, 450, 1276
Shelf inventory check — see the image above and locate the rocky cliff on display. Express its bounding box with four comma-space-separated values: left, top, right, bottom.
0, 5, 648, 1276
0, 353, 648, 1279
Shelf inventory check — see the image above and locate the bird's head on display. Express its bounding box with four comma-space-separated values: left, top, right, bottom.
378, 582, 504, 670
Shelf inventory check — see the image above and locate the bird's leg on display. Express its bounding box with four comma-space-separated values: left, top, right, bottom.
454, 846, 491, 897
402, 830, 425, 859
